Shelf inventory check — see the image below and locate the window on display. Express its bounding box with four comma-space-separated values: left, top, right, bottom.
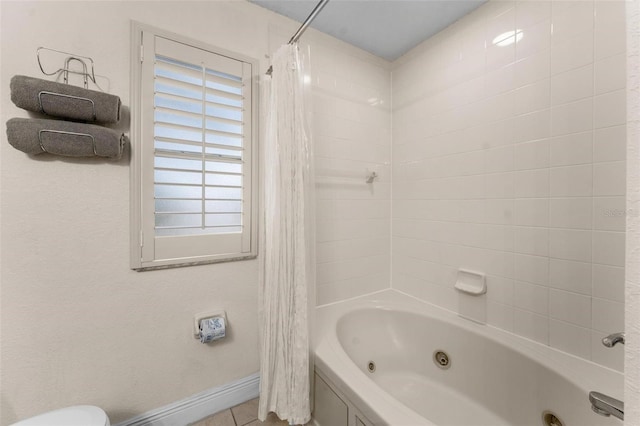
130, 23, 258, 270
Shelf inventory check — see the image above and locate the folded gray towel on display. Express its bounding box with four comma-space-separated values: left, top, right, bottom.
6, 117, 124, 159
10, 75, 121, 123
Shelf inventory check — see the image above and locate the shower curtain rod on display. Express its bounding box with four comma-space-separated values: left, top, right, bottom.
266, 0, 330, 75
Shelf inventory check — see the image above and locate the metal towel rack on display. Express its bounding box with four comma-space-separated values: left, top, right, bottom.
35, 47, 103, 120
38, 129, 97, 155
316, 169, 378, 184
32, 47, 102, 151
36, 46, 103, 91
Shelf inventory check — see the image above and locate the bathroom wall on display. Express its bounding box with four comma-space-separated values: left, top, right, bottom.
1, 0, 632, 423
0, 1, 389, 424
392, 0, 626, 370
625, 0, 640, 421
265, 15, 392, 308
307, 39, 392, 306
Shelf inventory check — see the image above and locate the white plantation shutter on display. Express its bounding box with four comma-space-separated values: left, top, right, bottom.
132, 26, 258, 269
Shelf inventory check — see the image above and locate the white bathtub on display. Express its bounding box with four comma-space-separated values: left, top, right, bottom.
314, 290, 624, 426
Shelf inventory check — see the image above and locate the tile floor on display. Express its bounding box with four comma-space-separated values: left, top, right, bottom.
190, 398, 311, 426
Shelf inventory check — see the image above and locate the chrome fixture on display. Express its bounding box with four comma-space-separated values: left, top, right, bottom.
433, 350, 451, 370
589, 336, 624, 421
589, 392, 623, 421
602, 332, 625, 347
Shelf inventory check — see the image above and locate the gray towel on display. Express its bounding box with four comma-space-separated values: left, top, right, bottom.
10, 75, 121, 123
6, 117, 124, 159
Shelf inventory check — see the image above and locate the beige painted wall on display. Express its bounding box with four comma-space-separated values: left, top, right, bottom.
0, 1, 390, 425
0, 2, 267, 424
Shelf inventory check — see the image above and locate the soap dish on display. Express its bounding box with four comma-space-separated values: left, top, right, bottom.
454, 269, 486, 296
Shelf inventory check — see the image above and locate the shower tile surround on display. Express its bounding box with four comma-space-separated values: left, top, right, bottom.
310, 0, 626, 371
309, 42, 392, 305
391, 0, 626, 370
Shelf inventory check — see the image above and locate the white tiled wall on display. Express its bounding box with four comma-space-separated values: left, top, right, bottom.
306, 36, 392, 305
391, 0, 626, 370
625, 1, 640, 420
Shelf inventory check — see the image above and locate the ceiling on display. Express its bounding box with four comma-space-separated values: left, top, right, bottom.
250, 0, 487, 61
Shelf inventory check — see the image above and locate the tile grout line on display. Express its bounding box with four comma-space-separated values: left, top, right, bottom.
229, 407, 238, 426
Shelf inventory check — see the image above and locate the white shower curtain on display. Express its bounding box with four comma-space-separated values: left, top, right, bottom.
258, 43, 315, 425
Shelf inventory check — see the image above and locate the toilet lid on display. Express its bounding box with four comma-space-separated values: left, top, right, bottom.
11, 405, 109, 426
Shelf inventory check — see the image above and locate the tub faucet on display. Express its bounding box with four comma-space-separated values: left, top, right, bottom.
602, 332, 625, 347
589, 392, 624, 420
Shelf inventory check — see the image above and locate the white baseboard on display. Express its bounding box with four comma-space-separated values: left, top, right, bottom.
115, 373, 260, 426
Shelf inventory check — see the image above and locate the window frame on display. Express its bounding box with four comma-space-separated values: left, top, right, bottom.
130, 22, 259, 270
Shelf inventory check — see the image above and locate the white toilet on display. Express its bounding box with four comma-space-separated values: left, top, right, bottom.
10, 405, 110, 426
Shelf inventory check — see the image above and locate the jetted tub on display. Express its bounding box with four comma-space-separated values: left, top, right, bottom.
314, 290, 624, 426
